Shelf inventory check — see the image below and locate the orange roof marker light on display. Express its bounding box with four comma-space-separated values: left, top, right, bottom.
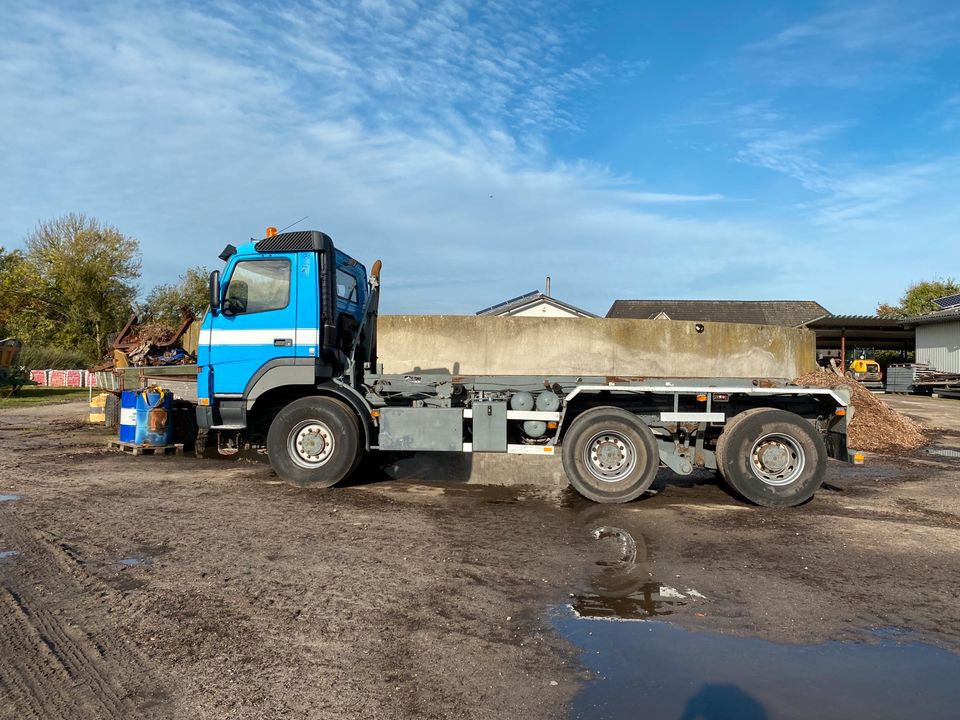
265, 226, 278, 238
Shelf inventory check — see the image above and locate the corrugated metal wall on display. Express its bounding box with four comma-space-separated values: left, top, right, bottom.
916, 320, 960, 373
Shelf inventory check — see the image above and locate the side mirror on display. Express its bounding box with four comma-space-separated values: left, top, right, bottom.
209, 270, 221, 312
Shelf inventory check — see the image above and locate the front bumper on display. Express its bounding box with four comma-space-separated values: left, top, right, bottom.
195, 399, 247, 430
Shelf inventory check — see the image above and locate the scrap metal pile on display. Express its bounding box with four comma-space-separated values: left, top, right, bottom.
793, 371, 927, 453
93, 309, 196, 371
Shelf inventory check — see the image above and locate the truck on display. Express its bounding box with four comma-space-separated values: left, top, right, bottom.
193, 228, 854, 507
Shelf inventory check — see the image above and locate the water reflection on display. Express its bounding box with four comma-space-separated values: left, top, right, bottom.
555, 616, 960, 720
681, 683, 767, 720
569, 508, 705, 620
926, 447, 960, 458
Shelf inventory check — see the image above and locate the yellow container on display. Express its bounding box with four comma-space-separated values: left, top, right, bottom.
89, 393, 108, 424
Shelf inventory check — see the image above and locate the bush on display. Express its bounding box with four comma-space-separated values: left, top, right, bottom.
17, 344, 89, 370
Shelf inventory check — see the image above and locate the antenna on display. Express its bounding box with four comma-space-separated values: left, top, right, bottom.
278, 215, 309, 233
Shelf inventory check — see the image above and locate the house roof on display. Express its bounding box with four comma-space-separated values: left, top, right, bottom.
605, 300, 830, 327
476, 291, 597, 318
902, 306, 960, 326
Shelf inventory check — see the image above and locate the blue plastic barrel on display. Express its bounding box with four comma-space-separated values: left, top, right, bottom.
134, 389, 173, 446
119, 391, 137, 442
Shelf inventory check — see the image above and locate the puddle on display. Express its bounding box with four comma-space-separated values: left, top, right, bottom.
571, 581, 689, 619
562, 515, 960, 717
570, 520, 705, 620
118, 556, 152, 567
926, 447, 960, 458
555, 617, 960, 719
0, 494, 20, 502
0, 550, 19, 560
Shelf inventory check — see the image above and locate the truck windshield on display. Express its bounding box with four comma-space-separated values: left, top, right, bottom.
224, 259, 290, 314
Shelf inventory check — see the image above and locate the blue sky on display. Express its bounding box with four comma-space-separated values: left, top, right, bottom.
2, 1, 958, 315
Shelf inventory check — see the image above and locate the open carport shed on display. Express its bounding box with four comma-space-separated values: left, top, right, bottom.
806, 314, 915, 353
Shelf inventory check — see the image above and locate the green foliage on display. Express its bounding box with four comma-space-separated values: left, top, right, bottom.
0, 386, 89, 409
141, 266, 210, 326
876, 278, 960, 318
873, 349, 914, 368
17, 345, 88, 370
0, 214, 141, 364
0, 246, 49, 339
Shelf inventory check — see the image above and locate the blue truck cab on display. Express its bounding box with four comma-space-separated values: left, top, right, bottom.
196, 229, 370, 442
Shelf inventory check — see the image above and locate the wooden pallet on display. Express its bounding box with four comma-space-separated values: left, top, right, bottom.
108, 440, 183, 456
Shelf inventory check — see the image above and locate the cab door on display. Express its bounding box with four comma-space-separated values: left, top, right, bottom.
208, 255, 298, 396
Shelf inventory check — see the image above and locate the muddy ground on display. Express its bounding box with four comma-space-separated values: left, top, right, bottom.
1, 395, 960, 719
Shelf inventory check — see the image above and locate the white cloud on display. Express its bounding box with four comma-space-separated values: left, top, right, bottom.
3, 0, 805, 315
2, 0, 955, 319
741, 2, 960, 87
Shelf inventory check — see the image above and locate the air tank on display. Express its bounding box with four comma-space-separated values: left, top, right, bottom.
523, 420, 547, 438
536, 391, 560, 412
510, 392, 534, 411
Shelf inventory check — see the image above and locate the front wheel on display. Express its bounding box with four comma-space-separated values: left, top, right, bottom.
561, 407, 660, 504
266, 396, 362, 488
715, 408, 826, 507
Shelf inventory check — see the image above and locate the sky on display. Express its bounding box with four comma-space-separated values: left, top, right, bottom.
2, 0, 959, 316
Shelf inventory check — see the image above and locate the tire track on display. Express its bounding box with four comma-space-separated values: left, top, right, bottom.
0, 512, 170, 720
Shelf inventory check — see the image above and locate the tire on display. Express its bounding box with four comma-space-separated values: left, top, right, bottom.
561, 406, 660, 504
195, 429, 209, 456
715, 408, 826, 507
266, 396, 362, 488
104, 393, 120, 429
171, 401, 198, 450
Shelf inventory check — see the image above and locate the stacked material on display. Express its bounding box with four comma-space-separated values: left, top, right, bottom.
887, 363, 960, 394
793, 371, 928, 453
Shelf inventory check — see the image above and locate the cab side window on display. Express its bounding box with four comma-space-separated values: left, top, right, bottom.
223, 259, 290, 315
336, 268, 359, 304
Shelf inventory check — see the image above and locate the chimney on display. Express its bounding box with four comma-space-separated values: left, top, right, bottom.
545, 276, 551, 297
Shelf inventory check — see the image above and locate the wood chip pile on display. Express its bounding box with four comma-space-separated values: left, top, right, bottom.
793, 371, 928, 453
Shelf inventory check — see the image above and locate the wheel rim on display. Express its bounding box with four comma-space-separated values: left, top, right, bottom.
288, 420, 336, 469
584, 431, 637, 483
749, 432, 805, 486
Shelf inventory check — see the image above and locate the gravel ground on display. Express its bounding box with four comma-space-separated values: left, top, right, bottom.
2, 396, 960, 719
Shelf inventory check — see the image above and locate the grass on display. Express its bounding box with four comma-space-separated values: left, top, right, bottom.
0, 386, 91, 409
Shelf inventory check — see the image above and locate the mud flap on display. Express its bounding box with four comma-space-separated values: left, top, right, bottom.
825, 430, 850, 463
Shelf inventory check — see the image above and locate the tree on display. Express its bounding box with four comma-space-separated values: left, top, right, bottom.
0, 247, 29, 336
22, 214, 141, 362
141, 266, 211, 326
876, 278, 960, 318
0, 245, 56, 342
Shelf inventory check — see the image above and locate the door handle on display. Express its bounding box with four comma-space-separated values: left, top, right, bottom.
273, 338, 293, 347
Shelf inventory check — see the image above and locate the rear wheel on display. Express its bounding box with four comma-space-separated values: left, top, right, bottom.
267, 396, 362, 488
715, 408, 826, 507
561, 407, 660, 504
